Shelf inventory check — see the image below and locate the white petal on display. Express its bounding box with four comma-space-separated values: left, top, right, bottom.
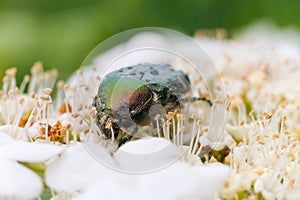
0, 125, 27, 141
45, 143, 117, 192
60, 160, 230, 200
27, 123, 40, 138
286, 189, 300, 200
137, 161, 230, 200
200, 133, 225, 151
226, 124, 253, 141
0, 159, 43, 199
73, 179, 139, 200
114, 137, 181, 173
0, 131, 14, 145
2, 141, 63, 162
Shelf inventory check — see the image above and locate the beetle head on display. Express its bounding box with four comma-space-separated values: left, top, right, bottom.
98, 76, 154, 136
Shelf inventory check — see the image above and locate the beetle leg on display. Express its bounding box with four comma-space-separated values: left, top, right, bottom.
118, 134, 133, 147
181, 97, 212, 107
118, 126, 138, 147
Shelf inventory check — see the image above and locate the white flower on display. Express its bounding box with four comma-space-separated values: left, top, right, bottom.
254, 171, 288, 200
45, 142, 117, 192
45, 137, 230, 200
220, 172, 257, 199
0, 132, 63, 199
5, 21, 300, 199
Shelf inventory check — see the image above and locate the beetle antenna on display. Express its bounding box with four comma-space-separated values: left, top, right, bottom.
181, 97, 212, 107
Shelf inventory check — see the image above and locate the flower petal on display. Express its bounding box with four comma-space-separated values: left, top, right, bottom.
0, 125, 28, 141
73, 179, 140, 200
0, 131, 14, 145
137, 162, 230, 200
0, 159, 43, 199
114, 137, 181, 173
45, 143, 117, 192
2, 141, 63, 162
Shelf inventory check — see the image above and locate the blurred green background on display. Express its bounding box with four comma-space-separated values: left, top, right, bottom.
0, 0, 299, 82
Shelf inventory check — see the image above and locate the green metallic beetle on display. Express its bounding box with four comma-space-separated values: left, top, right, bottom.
93, 64, 211, 147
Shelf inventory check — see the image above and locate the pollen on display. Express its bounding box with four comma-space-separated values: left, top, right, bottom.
5, 67, 17, 77
42, 88, 53, 95
38, 121, 67, 143
59, 103, 73, 114
239, 120, 245, 126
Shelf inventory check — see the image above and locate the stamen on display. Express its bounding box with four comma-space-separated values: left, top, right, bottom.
19, 75, 30, 93
188, 115, 197, 155
154, 114, 161, 137
192, 121, 202, 155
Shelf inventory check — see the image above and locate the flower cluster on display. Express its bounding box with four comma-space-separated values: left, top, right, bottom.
198, 23, 300, 199
1, 22, 300, 200
0, 62, 230, 199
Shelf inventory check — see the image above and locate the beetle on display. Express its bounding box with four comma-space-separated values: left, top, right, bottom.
93, 63, 212, 147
